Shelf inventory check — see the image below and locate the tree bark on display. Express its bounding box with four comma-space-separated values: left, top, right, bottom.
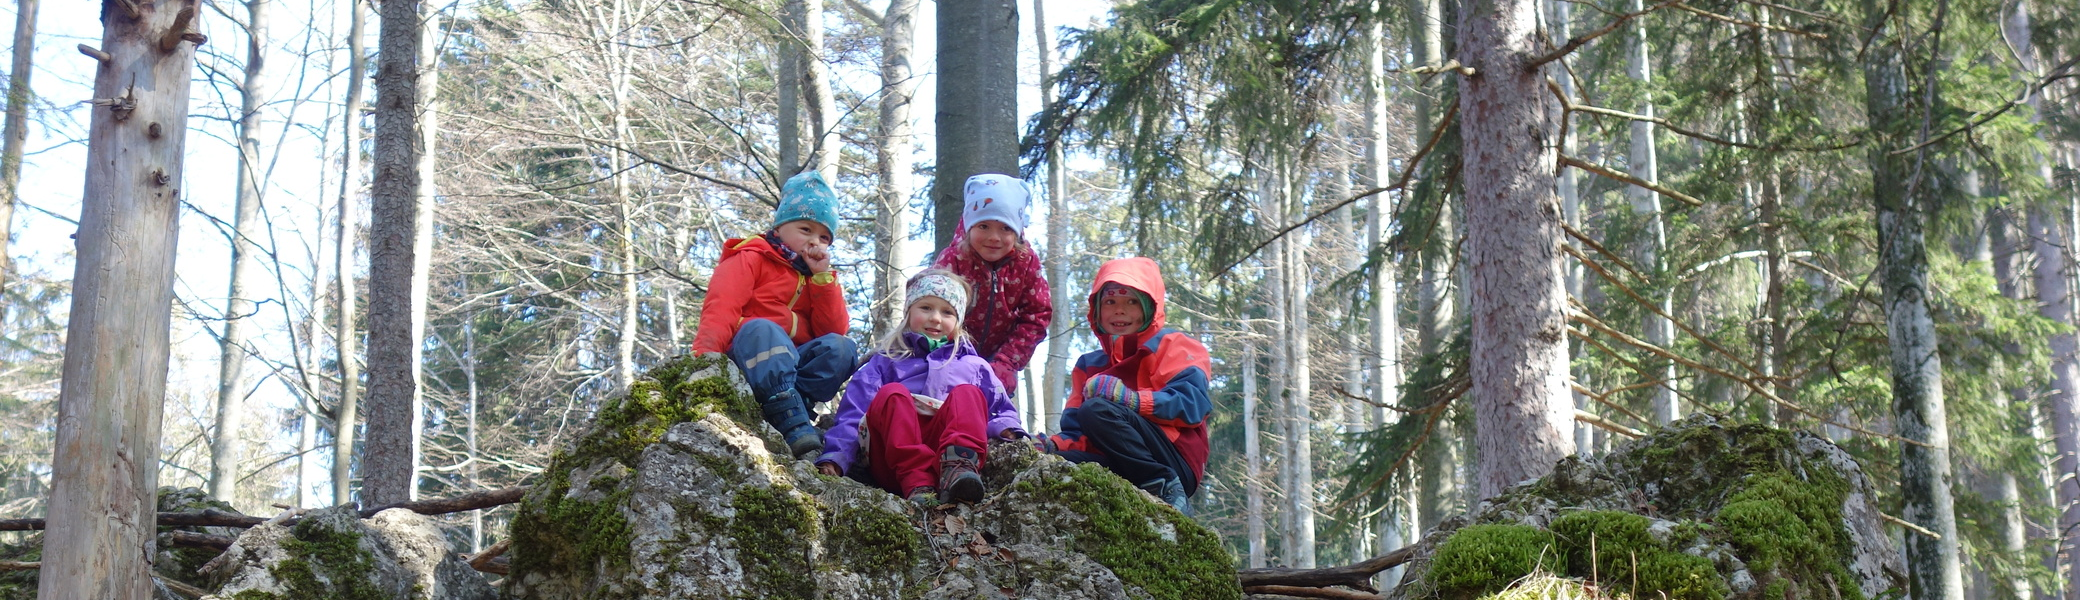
1863, 0, 1962, 593
1988, 207, 2035, 600
1545, 0, 1593, 457
364, 0, 427, 507
1285, 159, 1317, 568
1244, 343, 1266, 568
1458, 0, 1574, 500
333, 0, 369, 508
932, 0, 1017, 249
1361, 8, 1403, 578
1411, 0, 1459, 537
1035, 0, 1070, 431
209, 0, 270, 506
777, 0, 801, 177
604, 0, 638, 389
801, 0, 837, 182
1624, 0, 1675, 426
0, 0, 35, 288
37, 1, 199, 596
871, 0, 920, 339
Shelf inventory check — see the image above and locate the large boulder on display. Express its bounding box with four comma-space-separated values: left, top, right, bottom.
506, 354, 1241, 600
0, 486, 243, 600
1388, 415, 1906, 600
204, 506, 498, 600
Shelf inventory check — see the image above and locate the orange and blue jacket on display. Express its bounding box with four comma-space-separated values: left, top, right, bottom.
1049, 257, 1212, 486
689, 236, 849, 354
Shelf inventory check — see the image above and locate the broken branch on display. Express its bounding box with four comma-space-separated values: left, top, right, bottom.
1560, 154, 1703, 207
1237, 545, 1416, 591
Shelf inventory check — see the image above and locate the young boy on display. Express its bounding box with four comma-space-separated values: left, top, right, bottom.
691, 171, 858, 459
931, 174, 1053, 395
1046, 257, 1211, 515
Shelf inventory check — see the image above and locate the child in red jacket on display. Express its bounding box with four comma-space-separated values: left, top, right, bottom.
930, 173, 1053, 395
1046, 258, 1211, 515
691, 171, 858, 459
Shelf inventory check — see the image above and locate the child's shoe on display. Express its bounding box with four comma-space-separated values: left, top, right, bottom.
1137, 477, 1190, 516
937, 446, 984, 504
759, 389, 824, 459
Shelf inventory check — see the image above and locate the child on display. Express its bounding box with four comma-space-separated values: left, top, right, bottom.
931, 173, 1053, 395
691, 171, 858, 460
1046, 258, 1211, 515
817, 269, 1025, 505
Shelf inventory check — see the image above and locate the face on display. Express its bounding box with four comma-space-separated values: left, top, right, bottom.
1098, 293, 1146, 336
907, 296, 961, 339
773, 220, 833, 259
965, 220, 1020, 262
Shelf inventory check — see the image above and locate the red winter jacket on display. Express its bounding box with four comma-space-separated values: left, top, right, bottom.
932, 234, 1053, 393
1048, 258, 1212, 489
690, 236, 849, 354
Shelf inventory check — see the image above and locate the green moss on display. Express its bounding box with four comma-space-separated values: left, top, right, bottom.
1021, 464, 1241, 600
230, 591, 283, 600
1549, 511, 1724, 600
828, 507, 923, 574
0, 536, 42, 600
507, 464, 634, 578
270, 517, 386, 600
574, 354, 749, 468
730, 487, 819, 600
1425, 525, 1564, 600
1716, 472, 1861, 600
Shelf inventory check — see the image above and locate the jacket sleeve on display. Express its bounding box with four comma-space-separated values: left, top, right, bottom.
1047, 351, 1104, 452
690, 252, 757, 354
802, 270, 850, 338
977, 358, 1024, 438
817, 356, 885, 473
1131, 333, 1213, 428
989, 251, 1053, 372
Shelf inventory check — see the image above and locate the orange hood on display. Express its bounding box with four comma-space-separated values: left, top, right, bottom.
1086, 257, 1169, 360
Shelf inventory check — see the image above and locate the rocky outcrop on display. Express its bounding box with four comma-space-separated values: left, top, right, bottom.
506, 353, 1241, 600
1388, 415, 1906, 600
203, 506, 498, 600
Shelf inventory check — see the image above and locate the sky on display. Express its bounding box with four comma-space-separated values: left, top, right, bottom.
4, 0, 1119, 507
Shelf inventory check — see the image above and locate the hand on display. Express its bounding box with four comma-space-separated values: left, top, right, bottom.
913, 394, 940, 417
999, 429, 1028, 441
817, 462, 842, 477
1084, 374, 1130, 405
801, 245, 833, 274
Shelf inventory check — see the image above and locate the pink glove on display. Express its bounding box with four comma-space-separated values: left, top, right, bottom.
1084, 374, 1131, 407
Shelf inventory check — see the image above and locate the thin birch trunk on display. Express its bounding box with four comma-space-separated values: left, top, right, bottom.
1459, 0, 1574, 500
1625, 0, 1676, 425
872, 0, 920, 338
363, 0, 427, 506
0, 0, 34, 287
1285, 159, 1317, 568
608, 0, 639, 389
333, 0, 368, 507
1036, 0, 1070, 431
37, 1, 199, 594
210, 0, 271, 506
1245, 343, 1265, 568
1362, 6, 1404, 572
802, 0, 837, 182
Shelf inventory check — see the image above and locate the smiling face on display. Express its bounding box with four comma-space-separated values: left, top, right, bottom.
772, 219, 833, 260
907, 296, 962, 340
964, 220, 1020, 262
1097, 292, 1147, 336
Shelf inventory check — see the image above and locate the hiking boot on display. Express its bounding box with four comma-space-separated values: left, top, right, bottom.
907, 486, 938, 509
1138, 477, 1191, 516
759, 389, 823, 459
937, 446, 985, 504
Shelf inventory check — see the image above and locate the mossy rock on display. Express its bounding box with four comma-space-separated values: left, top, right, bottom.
155, 486, 243, 590
209, 506, 498, 600
0, 534, 40, 600
1391, 416, 1902, 600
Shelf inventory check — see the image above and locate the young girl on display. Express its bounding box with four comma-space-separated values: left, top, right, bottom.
817, 269, 1026, 505
931, 173, 1053, 395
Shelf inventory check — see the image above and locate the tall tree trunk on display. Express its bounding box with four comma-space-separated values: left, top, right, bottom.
1244, 343, 1266, 568
801, 0, 837, 182
607, 0, 638, 389
872, 0, 920, 339
364, 0, 427, 506
1625, 0, 1675, 425
1285, 160, 1317, 568
932, 0, 1017, 248
464, 316, 482, 552
777, 0, 801, 177
38, 0, 199, 594
1546, 0, 1592, 456
1035, 0, 1070, 431
333, 0, 368, 507
405, 3, 441, 501
1362, 5, 1404, 571
209, 0, 270, 506
1864, 0, 1962, 593
1412, 0, 1458, 535
1458, 0, 1574, 500
0, 0, 34, 287
1263, 173, 1295, 560
1989, 207, 2035, 600
296, 183, 330, 510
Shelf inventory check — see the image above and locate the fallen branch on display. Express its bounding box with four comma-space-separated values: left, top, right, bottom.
470, 555, 511, 575
1559, 155, 1702, 207
157, 575, 210, 599
1242, 585, 1385, 600
0, 509, 264, 532
469, 538, 512, 573
164, 530, 235, 551
1238, 545, 1416, 591
1576, 409, 1643, 438
0, 560, 34, 571
1879, 512, 1941, 539
359, 486, 530, 519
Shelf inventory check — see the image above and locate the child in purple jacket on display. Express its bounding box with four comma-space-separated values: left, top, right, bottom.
816, 269, 1026, 505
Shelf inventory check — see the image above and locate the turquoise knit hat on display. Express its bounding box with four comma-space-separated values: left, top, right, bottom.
774, 171, 840, 234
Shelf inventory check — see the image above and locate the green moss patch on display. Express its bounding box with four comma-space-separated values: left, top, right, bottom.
268, 516, 386, 600
1717, 473, 1859, 600
729, 487, 819, 600
1549, 511, 1724, 600
1425, 525, 1563, 600
828, 506, 923, 574
0, 535, 42, 600
1019, 464, 1241, 600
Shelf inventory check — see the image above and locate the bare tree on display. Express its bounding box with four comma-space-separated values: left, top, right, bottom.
854, 0, 921, 338
800, 0, 837, 181
1244, 342, 1265, 568
364, 0, 428, 506
208, 0, 272, 506
1459, 0, 1575, 500
0, 0, 34, 288
37, 0, 203, 595
1284, 158, 1316, 568
333, 0, 369, 507
1035, 0, 1069, 429
932, 0, 1017, 248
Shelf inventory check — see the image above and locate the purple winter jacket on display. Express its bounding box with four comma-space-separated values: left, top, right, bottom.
817, 333, 1024, 473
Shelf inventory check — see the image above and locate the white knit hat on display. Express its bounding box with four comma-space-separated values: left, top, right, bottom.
961, 174, 1031, 234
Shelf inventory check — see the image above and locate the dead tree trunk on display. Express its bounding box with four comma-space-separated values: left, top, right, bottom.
332, 0, 369, 508
38, 0, 202, 596
209, 0, 270, 506
1459, 0, 1575, 500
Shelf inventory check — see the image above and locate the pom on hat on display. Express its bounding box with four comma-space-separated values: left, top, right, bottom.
961, 174, 1031, 234
774, 171, 840, 234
